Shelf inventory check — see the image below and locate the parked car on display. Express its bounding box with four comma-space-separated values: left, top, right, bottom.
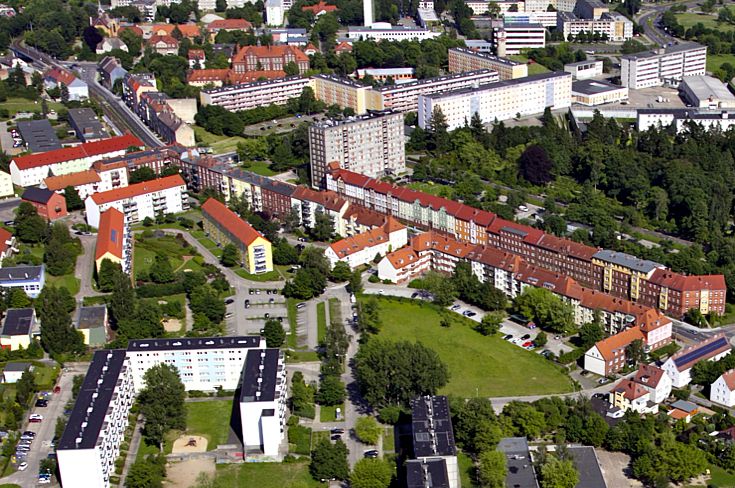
35, 399, 48, 407
503, 334, 513, 341
330, 434, 342, 441
244, 300, 250, 308
363, 449, 379, 458
29, 414, 43, 422
296, 302, 306, 309
522, 341, 533, 348
330, 428, 344, 434
450, 304, 461, 311
17, 462, 27, 471
521, 334, 531, 340
463, 311, 476, 317
224, 313, 233, 319
22, 431, 36, 437
225, 298, 234, 305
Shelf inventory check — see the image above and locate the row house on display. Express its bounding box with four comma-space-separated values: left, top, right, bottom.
43, 169, 102, 200
325, 218, 407, 270
290, 187, 349, 234
662, 334, 731, 387
231, 45, 309, 74
139, 92, 196, 147
122, 73, 157, 116
96, 146, 185, 178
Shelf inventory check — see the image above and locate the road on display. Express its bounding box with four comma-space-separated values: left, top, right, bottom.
0, 363, 89, 487
75, 233, 103, 300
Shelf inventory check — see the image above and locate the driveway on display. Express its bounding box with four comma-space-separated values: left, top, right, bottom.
75, 233, 103, 299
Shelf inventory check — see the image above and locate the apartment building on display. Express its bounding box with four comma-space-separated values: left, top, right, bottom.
232, 45, 309, 74
584, 326, 645, 376
503, 11, 558, 27
663, 334, 731, 387
0, 308, 35, 351
346, 25, 442, 41
201, 198, 273, 274
9, 134, 144, 187
410, 395, 459, 488
311, 74, 373, 114
239, 348, 287, 456
637, 108, 735, 132
57, 350, 135, 488
308, 110, 405, 188
200, 76, 311, 112
94, 208, 132, 274
325, 218, 407, 269
492, 22, 546, 56
43, 170, 102, 200
621, 43, 707, 89
558, 11, 633, 42
291, 187, 349, 234
94, 146, 184, 183
84, 174, 188, 228
0, 265, 45, 298
711, 369, 735, 407
564, 59, 604, 80
448, 47, 528, 80
417, 71, 572, 130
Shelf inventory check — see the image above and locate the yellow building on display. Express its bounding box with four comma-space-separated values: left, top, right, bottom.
0, 308, 35, 351
310, 75, 371, 114
201, 198, 273, 274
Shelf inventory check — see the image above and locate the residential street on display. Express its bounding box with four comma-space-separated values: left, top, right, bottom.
75, 233, 103, 300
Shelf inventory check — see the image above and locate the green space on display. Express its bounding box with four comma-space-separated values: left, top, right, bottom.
707, 54, 735, 74
319, 403, 344, 422
509, 55, 550, 75
185, 399, 232, 450
131, 210, 202, 231
46, 274, 80, 295
136, 430, 177, 460
33, 363, 60, 389
194, 125, 247, 154
458, 452, 479, 488
382, 427, 395, 453
0, 484, 23, 488
285, 350, 319, 362
311, 430, 329, 447
211, 459, 322, 487
367, 297, 574, 397
82, 295, 109, 306
316, 302, 327, 342
286, 298, 300, 349
134, 234, 199, 279
242, 160, 279, 176
3, 97, 64, 116
234, 268, 282, 282
407, 181, 455, 198
675, 13, 735, 32
709, 464, 735, 486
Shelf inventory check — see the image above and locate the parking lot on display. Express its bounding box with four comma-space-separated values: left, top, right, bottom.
226, 287, 287, 335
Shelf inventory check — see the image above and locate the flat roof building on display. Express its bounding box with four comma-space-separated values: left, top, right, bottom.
572, 79, 629, 106
406, 458, 451, 488
16, 119, 61, 153
448, 47, 528, 80
679, 75, 735, 109
493, 22, 546, 56
67, 108, 110, 142
199, 76, 310, 112
498, 437, 539, 488
564, 59, 604, 80
621, 42, 707, 89
411, 395, 459, 488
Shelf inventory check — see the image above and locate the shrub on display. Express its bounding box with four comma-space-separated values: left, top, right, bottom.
368, 275, 380, 283
287, 424, 312, 455
354, 417, 382, 445
378, 405, 403, 425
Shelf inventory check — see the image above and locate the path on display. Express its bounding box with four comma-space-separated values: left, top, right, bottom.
76, 233, 103, 299
119, 415, 144, 488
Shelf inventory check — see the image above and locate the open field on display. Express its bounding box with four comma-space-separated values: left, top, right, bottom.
368, 297, 574, 397
242, 160, 278, 176
134, 234, 200, 279
234, 268, 282, 281
707, 54, 735, 74
185, 399, 232, 450
4, 97, 64, 117
193, 126, 246, 154
509, 55, 551, 75
210, 460, 322, 487
675, 13, 735, 32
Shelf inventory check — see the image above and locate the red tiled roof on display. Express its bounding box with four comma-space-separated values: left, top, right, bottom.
329, 227, 389, 258
208, 18, 252, 30
335, 41, 352, 52
201, 198, 264, 246
0, 227, 12, 254
186, 69, 229, 83
410, 231, 477, 259
227, 70, 286, 83
537, 233, 599, 261
649, 268, 727, 292
148, 34, 178, 47
302, 1, 338, 13
232, 45, 309, 64
45, 67, 76, 85
292, 187, 347, 212
188, 49, 205, 60
12, 134, 143, 171
152, 23, 200, 38
721, 369, 735, 391
44, 170, 101, 191
95, 208, 125, 261
118, 25, 143, 37
593, 326, 645, 362
343, 206, 388, 228
90, 174, 185, 205
612, 379, 650, 401
633, 364, 666, 389
384, 246, 421, 270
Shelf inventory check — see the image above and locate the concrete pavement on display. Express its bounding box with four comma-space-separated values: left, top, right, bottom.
75, 233, 104, 299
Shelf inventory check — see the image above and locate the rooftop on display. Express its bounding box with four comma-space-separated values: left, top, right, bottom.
411, 395, 456, 458
77, 305, 107, 330
240, 348, 281, 403
44, 169, 101, 191
95, 208, 126, 261
16, 119, 61, 153
572, 79, 626, 95
621, 42, 706, 60
669, 334, 731, 372
311, 109, 401, 129
67, 108, 109, 141
406, 458, 450, 488
497, 437, 539, 488
449, 47, 522, 67
21, 187, 56, 205
127, 336, 261, 352
1, 308, 34, 336
568, 446, 607, 488
0, 265, 44, 283
3, 362, 30, 372
90, 174, 186, 205
423, 71, 571, 100
592, 249, 663, 274
11, 134, 143, 171
201, 198, 266, 247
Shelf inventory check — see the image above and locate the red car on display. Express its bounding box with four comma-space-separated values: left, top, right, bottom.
53, 386, 61, 394
522, 341, 534, 348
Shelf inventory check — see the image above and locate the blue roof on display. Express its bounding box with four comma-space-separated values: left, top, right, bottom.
673, 336, 730, 369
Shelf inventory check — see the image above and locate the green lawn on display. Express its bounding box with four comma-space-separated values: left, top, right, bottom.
382, 427, 395, 453
709, 464, 735, 486
33, 364, 60, 390
368, 297, 574, 397
186, 399, 233, 450
234, 268, 283, 282
134, 234, 200, 279
316, 302, 326, 343
3, 97, 64, 117
82, 295, 109, 306
458, 452, 479, 488
46, 274, 80, 295
675, 13, 735, 32
194, 126, 247, 154
707, 54, 735, 75
509, 55, 550, 75
211, 459, 322, 487
242, 160, 278, 176
285, 350, 319, 362
286, 298, 299, 348
407, 181, 455, 198
319, 403, 345, 422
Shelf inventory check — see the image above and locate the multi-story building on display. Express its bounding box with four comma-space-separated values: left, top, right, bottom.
94, 208, 132, 274
663, 334, 731, 387
503, 11, 558, 27
94, 146, 184, 181
637, 108, 735, 132
564, 59, 604, 80
621, 42, 707, 89
84, 174, 189, 228
584, 326, 645, 376
410, 396, 459, 488
57, 350, 135, 488
43, 170, 102, 200
232, 45, 309, 74
631, 363, 672, 404
0, 308, 36, 351
200, 76, 311, 112
290, 186, 349, 234
21, 187, 68, 221
492, 22, 546, 56
239, 348, 287, 456
0, 265, 44, 298
311, 75, 373, 114
0, 170, 13, 197
325, 218, 407, 269
608, 378, 657, 414
346, 24, 442, 41
448, 47, 528, 80
201, 198, 273, 274
98, 57, 128, 90
417, 71, 572, 130
309, 110, 405, 188
558, 11, 633, 42
44, 67, 89, 101
711, 369, 735, 407
9, 134, 143, 187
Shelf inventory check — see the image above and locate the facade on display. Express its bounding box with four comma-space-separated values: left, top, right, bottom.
493, 22, 546, 56
201, 198, 273, 274
679, 75, 735, 109
417, 72, 573, 130
356, 67, 415, 82
638, 108, 735, 132
67, 108, 109, 142
621, 43, 707, 89
57, 350, 135, 488
447, 47, 528, 80
43, 170, 102, 200
21, 187, 68, 221
571, 79, 629, 106
557, 11, 633, 42
308, 110, 405, 188
200, 76, 311, 112
232, 45, 309, 75
265, 0, 285, 26
584, 326, 644, 376
94, 208, 132, 274
609, 379, 656, 414
663, 334, 731, 387
9, 134, 143, 187
76, 305, 108, 346
98, 57, 128, 90
346, 25, 441, 41
325, 218, 407, 269
0, 265, 45, 298
632, 363, 672, 404
44, 67, 88, 101
503, 11, 558, 27
1, 362, 32, 384
411, 396, 459, 488
711, 369, 735, 407
239, 348, 287, 456
564, 59, 604, 80
0, 171, 13, 197
290, 186, 349, 233
85, 174, 189, 228
0, 308, 35, 351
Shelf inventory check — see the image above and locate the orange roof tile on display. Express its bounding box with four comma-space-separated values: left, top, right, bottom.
0, 227, 12, 254
593, 326, 645, 362
201, 198, 265, 246
208, 18, 252, 30
384, 246, 421, 270
330, 227, 388, 258
612, 379, 649, 401
152, 23, 200, 38
186, 69, 229, 83
90, 174, 185, 205
721, 369, 735, 391
118, 25, 143, 37
227, 70, 287, 83
633, 364, 666, 388
148, 34, 178, 47
187, 49, 205, 60
232, 45, 309, 64
292, 187, 347, 212
95, 208, 125, 261
669, 409, 691, 420
649, 268, 727, 292
44, 170, 101, 191
45, 67, 76, 86
12, 134, 143, 171
302, 1, 338, 13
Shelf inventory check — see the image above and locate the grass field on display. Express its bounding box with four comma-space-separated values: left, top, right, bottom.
382, 427, 395, 453
211, 459, 322, 487
4, 97, 64, 117
46, 274, 80, 295
368, 297, 574, 397
286, 298, 299, 348
242, 160, 278, 176
319, 403, 344, 422
316, 302, 326, 343
709, 464, 735, 486
194, 126, 247, 154
134, 234, 199, 279
458, 452, 479, 488
234, 268, 282, 281
509, 55, 550, 75
675, 13, 735, 32
285, 350, 319, 362
707, 54, 735, 74
186, 399, 233, 450
406, 181, 455, 198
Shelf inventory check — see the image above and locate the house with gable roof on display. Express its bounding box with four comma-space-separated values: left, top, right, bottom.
711, 368, 735, 407
663, 334, 731, 387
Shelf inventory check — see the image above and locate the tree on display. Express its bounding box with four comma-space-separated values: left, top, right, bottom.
129, 167, 157, 184
357, 297, 381, 334
63, 186, 83, 210
310, 438, 349, 481
350, 458, 393, 488
478, 450, 506, 488
126, 455, 165, 488
354, 339, 449, 408
263, 319, 286, 347
428, 106, 450, 152
421, 271, 457, 307
311, 210, 335, 241
109, 268, 134, 326
138, 364, 186, 450
354, 416, 382, 445
330, 261, 351, 282
284, 61, 300, 76
220, 243, 240, 267
475, 311, 504, 336
625, 339, 646, 366
149, 255, 175, 283
117, 302, 164, 340
519, 145, 554, 185
189, 284, 226, 324
35, 286, 84, 356
513, 287, 575, 334
502, 402, 546, 438
8, 288, 30, 309
578, 321, 604, 347
98, 259, 122, 292
540, 457, 579, 488
348, 270, 364, 294
15, 369, 35, 407
317, 375, 346, 406
15, 202, 47, 243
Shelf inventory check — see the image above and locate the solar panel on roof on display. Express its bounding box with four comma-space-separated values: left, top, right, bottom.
110, 229, 118, 243
674, 337, 730, 368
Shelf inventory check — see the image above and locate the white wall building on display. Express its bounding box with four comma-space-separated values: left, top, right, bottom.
346, 24, 441, 41
0, 170, 13, 197
711, 369, 735, 407
632, 363, 672, 404
637, 108, 735, 132
504, 11, 558, 27
265, 0, 284, 26
84, 174, 189, 228
0, 265, 45, 298
448, 47, 528, 80
571, 79, 629, 106
564, 59, 604, 80
679, 75, 735, 109
621, 43, 707, 89
239, 348, 287, 456
325, 219, 408, 269
417, 71, 572, 130
200, 76, 311, 112
558, 12, 633, 42
663, 334, 731, 387
493, 22, 546, 56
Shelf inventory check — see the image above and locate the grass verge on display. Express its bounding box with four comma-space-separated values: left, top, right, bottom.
234, 268, 282, 282
210, 459, 321, 487
319, 403, 344, 422
46, 274, 80, 295
316, 302, 326, 343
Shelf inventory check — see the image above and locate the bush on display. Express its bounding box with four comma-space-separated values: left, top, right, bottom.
295, 403, 316, 419
368, 275, 380, 283
188, 390, 208, 398
288, 424, 312, 455
558, 348, 585, 365
354, 417, 382, 445
382, 279, 392, 284
378, 405, 403, 425
135, 282, 186, 298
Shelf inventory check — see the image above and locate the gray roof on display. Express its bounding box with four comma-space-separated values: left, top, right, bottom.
671, 399, 698, 412
22, 187, 55, 205
572, 79, 626, 95
0, 265, 44, 284
127, 336, 261, 352
77, 305, 107, 330
239, 348, 282, 403
498, 437, 539, 488
450, 47, 522, 67
680, 75, 735, 102
411, 395, 456, 458
621, 42, 705, 60
592, 249, 663, 273
406, 458, 450, 488
424, 71, 571, 100
67, 108, 109, 142
16, 119, 61, 153
3, 361, 31, 372
1, 308, 34, 336
565, 59, 603, 68
568, 446, 607, 488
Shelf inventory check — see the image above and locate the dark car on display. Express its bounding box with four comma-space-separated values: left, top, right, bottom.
225, 298, 235, 305
244, 300, 250, 308
330, 428, 345, 434
363, 450, 379, 458
35, 400, 48, 407
521, 334, 531, 340
330, 434, 342, 441
503, 334, 513, 340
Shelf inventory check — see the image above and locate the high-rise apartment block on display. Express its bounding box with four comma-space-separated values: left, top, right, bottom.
448, 47, 528, 80
309, 110, 405, 188
621, 43, 707, 89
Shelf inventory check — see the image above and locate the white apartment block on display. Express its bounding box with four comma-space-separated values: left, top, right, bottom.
265, 0, 284, 26
504, 11, 558, 27
199, 76, 311, 112
448, 48, 528, 80
0, 171, 13, 197
57, 351, 135, 488
239, 348, 287, 456
346, 24, 442, 41
309, 110, 405, 188
493, 23, 546, 56
325, 220, 408, 269
418, 71, 572, 130
637, 108, 735, 132
564, 59, 604, 79
84, 174, 189, 228
558, 12, 633, 42
621, 43, 707, 89
662, 334, 731, 388
711, 369, 735, 407
526, 0, 575, 11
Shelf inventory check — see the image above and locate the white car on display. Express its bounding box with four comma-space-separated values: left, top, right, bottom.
518, 205, 529, 212
29, 414, 43, 421
17, 462, 28, 471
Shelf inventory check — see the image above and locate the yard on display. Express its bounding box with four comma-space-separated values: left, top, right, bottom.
211, 459, 322, 487
185, 399, 233, 450
242, 160, 278, 176
193, 125, 247, 154
316, 302, 326, 342
3, 97, 64, 117
706, 54, 735, 75
509, 55, 550, 75
407, 181, 455, 198
368, 297, 574, 397
46, 274, 80, 295
319, 403, 344, 422
134, 234, 200, 280
675, 13, 735, 32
